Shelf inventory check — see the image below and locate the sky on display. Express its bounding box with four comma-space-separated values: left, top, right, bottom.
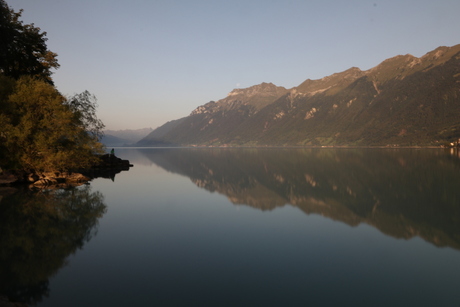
8, 0, 460, 130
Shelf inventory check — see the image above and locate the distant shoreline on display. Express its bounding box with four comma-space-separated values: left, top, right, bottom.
107, 145, 454, 149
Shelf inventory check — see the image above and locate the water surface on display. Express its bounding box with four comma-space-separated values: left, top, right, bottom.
1, 148, 460, 306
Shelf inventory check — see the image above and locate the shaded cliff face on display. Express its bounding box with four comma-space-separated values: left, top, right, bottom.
137, 148, 460, 250
139, 44, 460, 146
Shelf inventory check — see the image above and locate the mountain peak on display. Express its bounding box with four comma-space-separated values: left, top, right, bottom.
295, 67, 364, 95
365, 44, 460, 83
190, 82, 288, 116
227, 82, 285, 97
420, 44, 460, 63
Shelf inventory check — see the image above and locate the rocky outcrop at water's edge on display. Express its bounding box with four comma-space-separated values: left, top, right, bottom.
0, 154, 132, 187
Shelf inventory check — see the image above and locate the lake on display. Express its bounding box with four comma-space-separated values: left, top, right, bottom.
1, 147, 460, 306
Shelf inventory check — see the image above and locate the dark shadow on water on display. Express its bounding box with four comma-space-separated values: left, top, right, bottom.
132, 147, 460, 250
0, 185, 106, 306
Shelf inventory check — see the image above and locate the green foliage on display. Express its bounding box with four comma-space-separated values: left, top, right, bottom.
65, 91, 105, 141
0, 1, 105, 172
0, 0, 59, 84
0, 76, 105, 171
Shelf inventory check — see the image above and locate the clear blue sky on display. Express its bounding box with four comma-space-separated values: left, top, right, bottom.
8, 0, 460, 130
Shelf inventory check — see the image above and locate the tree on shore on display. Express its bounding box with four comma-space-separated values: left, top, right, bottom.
0, 0, 105, 172
0, 0, 59, 84
1, 76, 105, 171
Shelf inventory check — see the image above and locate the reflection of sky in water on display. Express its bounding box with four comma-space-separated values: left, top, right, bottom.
40, 148, 460, 306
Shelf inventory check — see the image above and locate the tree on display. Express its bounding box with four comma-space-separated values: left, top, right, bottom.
0, 1, 106, 173
0, 76, 105, 171
0, 0, 59, 84
65, 91, 105, 142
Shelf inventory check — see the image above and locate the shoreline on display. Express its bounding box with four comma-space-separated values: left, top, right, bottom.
0, 154, 132, 187
113, 144, 457, 149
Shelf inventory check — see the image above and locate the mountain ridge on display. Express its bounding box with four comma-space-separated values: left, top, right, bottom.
139, 44, 460, 147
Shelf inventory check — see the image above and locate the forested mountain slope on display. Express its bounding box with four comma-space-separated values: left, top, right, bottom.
139, 44, 460, 147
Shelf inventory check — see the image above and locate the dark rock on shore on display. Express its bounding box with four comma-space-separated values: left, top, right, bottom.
0, 154, 132, 187
0, 170, 19, 186
0, 295, 27, 307
79, 154, 133, 181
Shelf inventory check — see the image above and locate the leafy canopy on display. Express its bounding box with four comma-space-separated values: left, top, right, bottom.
0, 1, 105, 172
0, 0, 59, 84
0, 76, 105, 171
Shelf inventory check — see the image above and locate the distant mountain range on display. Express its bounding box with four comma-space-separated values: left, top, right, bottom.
102, 128, 153, 146
138, 44, 460, 147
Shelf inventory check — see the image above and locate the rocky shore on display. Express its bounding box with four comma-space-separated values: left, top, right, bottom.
0, 154, 132, 187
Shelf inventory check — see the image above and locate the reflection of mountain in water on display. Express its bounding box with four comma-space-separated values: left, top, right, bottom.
139, 148, 460, 250
0, 185, 106, 305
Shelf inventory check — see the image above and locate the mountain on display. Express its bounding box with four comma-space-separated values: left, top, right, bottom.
139, 82, 288, 146
136, 118, 185, 146
102, 128, 153, 146
139, 44, 460, 147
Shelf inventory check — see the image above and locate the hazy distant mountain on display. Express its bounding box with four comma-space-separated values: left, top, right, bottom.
138, 44, 460, 147
102, 128, 153, 146
136, 118, 186, 147
101, 134, 131, 147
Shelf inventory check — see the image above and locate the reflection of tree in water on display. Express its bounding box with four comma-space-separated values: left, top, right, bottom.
0, 185, 106, 305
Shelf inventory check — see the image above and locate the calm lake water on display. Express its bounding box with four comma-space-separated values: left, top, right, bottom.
1, 147, 460, 306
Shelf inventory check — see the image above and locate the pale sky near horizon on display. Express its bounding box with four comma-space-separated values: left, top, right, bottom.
8, 0, 460, 130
